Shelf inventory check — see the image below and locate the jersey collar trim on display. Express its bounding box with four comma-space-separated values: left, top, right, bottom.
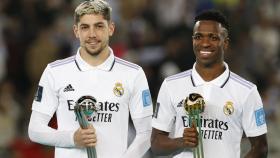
191, 62, 230, 88
75, 47, 115, 72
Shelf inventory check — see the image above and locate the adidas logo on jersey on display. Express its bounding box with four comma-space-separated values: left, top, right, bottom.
177, 99, 184, 107
64, 84, 75, 92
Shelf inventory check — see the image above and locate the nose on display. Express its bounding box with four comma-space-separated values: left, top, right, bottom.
89, 27, 97, 38
201, 37, 211, 48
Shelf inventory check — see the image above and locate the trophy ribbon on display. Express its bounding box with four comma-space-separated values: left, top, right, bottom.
74, 96, 98, 158
184, 93, 205, 158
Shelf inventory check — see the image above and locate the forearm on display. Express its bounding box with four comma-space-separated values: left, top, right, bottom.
28, 111, 76, 148
122, 130, 151, 158
122, 116, 152, 158
151, 130, 185, 156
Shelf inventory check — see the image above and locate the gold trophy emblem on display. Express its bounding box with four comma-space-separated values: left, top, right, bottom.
184, 93, 205, 158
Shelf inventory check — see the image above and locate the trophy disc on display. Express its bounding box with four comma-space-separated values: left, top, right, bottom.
76, 95, 99, 117
184, 93, 205, 114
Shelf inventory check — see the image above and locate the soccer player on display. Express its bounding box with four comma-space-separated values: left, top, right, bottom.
151, 10, 268, 158
28, 1, 153, 158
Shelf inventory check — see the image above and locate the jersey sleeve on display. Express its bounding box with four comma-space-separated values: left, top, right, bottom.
242, 86, 267, 137
129, 68, 153, 119
152, 80, 176, 132
31, 65, 59, 117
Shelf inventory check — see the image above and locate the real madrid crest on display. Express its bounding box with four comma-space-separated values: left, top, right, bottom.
223, 101, 234, 116
113, 82, 124, 97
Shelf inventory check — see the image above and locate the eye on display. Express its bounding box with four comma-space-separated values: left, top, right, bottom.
80, 25, 89, 30
193, 34, 202, 40
95, 23, 105, 29
209, 35, 220, 41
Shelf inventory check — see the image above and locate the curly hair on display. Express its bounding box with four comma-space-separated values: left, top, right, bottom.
195, 9, 229, 32
74, 0, 112, 24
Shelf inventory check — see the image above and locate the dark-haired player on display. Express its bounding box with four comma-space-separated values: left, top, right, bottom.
151, 10, 268, 158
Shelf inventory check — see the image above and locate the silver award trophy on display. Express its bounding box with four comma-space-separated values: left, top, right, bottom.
74, 95, 99, 158
184, 93, 205, 158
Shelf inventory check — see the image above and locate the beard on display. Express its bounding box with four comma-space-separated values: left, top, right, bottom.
83, 40, 108, 57
84, 45, 102, 57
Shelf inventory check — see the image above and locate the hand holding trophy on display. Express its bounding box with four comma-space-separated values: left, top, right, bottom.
74, 96, 99, 158
184, 93, 205, 158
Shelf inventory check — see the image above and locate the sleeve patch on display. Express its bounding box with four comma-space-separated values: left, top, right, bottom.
255, 108, 266, 126
34, 85, 43, 102
142, 89, 151, 107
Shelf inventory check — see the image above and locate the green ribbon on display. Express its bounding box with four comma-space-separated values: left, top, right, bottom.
188, 109, 204, 158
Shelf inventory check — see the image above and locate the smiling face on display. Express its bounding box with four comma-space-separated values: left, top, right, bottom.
73, 13, 115, 57
192, 20, 229, 68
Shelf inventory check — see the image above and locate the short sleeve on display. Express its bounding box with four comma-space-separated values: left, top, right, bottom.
152, 80, 176, 132
242, 86, 267, 137
31, 65, 59, 117
129, 68, 153, 119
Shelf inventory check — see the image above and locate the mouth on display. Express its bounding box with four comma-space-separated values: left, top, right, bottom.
199, 51, 212, 57
86, 40, 100, 47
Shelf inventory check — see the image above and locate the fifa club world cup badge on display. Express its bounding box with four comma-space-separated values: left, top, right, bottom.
113, 82, 124, 97
184, 93, 205, 158
74, 95, 98, 158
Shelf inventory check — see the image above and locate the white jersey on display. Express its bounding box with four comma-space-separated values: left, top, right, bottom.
152, 63, 267, 158
31, 48, 153, 158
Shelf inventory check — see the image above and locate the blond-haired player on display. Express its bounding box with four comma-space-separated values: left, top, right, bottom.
28, 1, 153, 158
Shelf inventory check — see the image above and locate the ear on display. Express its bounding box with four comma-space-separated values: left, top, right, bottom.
73, 25, 79, 38
192, 35, 195, 44
108, 22, 115, 36
224, 37, 229, 50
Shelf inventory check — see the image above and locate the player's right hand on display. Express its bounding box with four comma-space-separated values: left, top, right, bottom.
74, 124, 97, 147
182, 122, 198, 148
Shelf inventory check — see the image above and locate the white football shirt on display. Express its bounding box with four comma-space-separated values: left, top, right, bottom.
152, 63, 267, 158
32, 48, 153, 158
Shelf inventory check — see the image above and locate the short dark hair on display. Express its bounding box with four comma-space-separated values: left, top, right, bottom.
194, 9, 229, 31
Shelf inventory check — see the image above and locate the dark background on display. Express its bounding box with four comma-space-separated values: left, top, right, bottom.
0, 0, 279, 157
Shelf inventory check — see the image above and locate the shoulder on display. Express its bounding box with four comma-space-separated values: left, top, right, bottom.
114, 57, 142, 72
44, 55, 77, 77
229, 72, 255, 90
165, 69, 192, 82
48, 55, 76, 69
161, 69, 192, 91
